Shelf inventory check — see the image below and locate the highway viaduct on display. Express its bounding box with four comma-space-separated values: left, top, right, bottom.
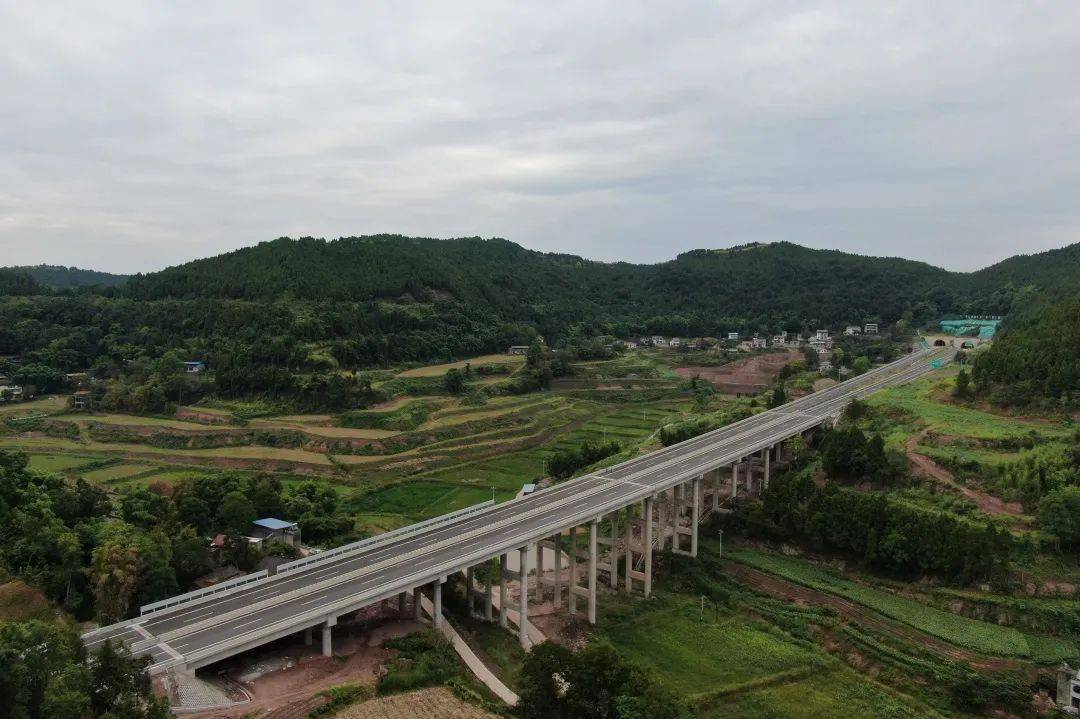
82, 347, 950, 675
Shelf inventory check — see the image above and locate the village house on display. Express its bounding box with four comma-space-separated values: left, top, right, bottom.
1058, 663, 1080, 712
249, 518, 301, 549
726, 332, 739, 341
750, 336, 767, 349
864, 322, 879, 334
771, 333, 788, 347
817, 346, 833, 372
184, 361, 207, 373
844, 325, 861, 336
808, 329, 833, 350
0, 385, 23, 403
651, 336, 668, 347
71, 390, 92, 410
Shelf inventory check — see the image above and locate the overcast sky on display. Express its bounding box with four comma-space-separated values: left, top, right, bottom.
2, 2, 1079, 274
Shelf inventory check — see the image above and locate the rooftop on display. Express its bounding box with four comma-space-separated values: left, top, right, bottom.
253, 517, 297, 530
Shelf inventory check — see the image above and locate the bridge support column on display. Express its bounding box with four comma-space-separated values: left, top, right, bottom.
398, 591, 407, 616
533, 542, 543, 604
655, 494, 665, 550
731, 461, 739, 498
691, 475, 701, 558
304, 627, 312, 646
485, 559, 494, 622
670, 487, 679, 548
466, 566, 475, 617
321, 616, 336, 658
518, 546, 529, 649
711, 468, 721, 511
763, 445, 771, 490
433, 579, 443, 628
624, 504, 634, 591
413, 587, 423, 622
552, 533, 562, 609
644, 495, 654, 597
606, 510, 620, 588
588, 519, 598, 624
568, 526, 579, 615
499, 554, 509, 629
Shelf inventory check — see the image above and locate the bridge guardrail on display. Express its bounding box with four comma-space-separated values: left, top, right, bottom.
276, 499, 496, 576
139, 570, 269, 616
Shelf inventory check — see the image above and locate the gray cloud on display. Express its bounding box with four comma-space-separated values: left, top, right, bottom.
2, 1, 1079, 273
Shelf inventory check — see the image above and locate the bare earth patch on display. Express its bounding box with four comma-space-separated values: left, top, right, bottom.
335, 687, 499, 719
182, 619, 424, 719
676, 350, 801, 394
905, 430, 1030, 521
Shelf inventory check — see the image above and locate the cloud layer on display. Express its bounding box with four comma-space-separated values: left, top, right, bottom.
2, 1, 1079, 272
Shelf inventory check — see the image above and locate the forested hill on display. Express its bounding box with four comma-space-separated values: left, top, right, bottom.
121, 236, 968, 323
1, 264, 128, 288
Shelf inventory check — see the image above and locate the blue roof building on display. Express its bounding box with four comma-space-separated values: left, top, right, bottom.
250, 517, 301, 546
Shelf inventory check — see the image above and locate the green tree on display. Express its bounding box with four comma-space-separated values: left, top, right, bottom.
443, 367, 466, 394
1038, 486, 1080, 548
90, 527, 144, 623
767, 384, 787, 409
954, 368, 971, 399
217, 491, 257, 535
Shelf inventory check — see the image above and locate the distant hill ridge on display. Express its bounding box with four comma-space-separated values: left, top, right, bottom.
117, 235, 1080, 322
0, 264, 128, 289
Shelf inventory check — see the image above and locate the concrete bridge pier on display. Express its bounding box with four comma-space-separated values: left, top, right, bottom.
731, 460, 739, 498
433, 578, 444, 628
499, 553, 509, 629
321, 615, 336, 657
398, 591, 407, 616
597, 510, 620, 589
517, 546, 529, 649
588, 519, 599, 623
485, 560, 494, 621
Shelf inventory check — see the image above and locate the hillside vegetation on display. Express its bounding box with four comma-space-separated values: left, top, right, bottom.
1, 264, 129, 289
973, 292, 1080, 407
2, 236, 1079, 412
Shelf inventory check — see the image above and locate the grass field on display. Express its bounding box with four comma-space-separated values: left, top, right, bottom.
726, 546, 1078, 662
26, 453, 92, 472
397, 353, 524, 378
867, 375, 1071, 442
53, 413, 230, 430
595, 591, 938, 718
598, 595, 817, 696
81, 463, 156, 483
0, 396, 68, 416
353, 481, 501, 518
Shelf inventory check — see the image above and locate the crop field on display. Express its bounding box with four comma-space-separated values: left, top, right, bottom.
704, 667, 939, 719
726, 546, 1078, 662
597, 595, 818, 696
